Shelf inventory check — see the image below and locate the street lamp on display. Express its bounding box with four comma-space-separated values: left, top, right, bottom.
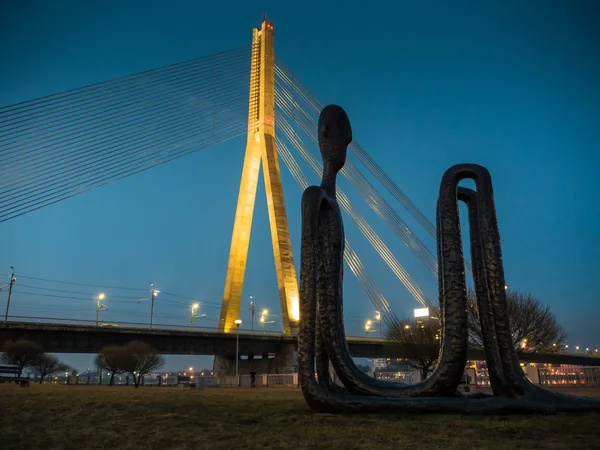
96, 293, 107, 327
190, 303, 206, 327
234, 319, 242, 386
138, 284, 160, 328
365, 320, 373, 336
149, 283, 159, 329
3, 266, 16, 323
248, 296, 255, 334
259, 309, 275, 335
374, 311, 382, 336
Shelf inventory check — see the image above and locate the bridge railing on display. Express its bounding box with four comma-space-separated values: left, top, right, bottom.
538, 366, 600, 386
4, 316, 285, 337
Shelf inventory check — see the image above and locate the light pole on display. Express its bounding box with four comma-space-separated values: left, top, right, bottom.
149, 283, 159, 329
259, 309, 275, 334
234, 319, 242, 386
190, 303, 206, 327
96, 293, 107, 327
3, 266, 16, 323
375, 311, 382, 336
365, 320, 373, 336
248, 296, 255, 334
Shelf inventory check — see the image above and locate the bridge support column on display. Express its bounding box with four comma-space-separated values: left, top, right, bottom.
219, 19, 300, 336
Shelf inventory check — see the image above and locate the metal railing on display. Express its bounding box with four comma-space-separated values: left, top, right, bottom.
373, 371, 416, 384
538, 366, 600, 386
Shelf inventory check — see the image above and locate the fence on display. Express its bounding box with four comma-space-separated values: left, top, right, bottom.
220, 374, 298, 387
374, 371, 417, 384
538, 366, 600, 386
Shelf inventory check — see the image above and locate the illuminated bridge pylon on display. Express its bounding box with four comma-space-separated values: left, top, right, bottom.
219, 20, 300, 336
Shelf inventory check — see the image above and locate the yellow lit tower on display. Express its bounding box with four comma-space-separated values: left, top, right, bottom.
219, 20, 300, 335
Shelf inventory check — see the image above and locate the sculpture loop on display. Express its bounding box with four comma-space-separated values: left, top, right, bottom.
298, 105, 600, 414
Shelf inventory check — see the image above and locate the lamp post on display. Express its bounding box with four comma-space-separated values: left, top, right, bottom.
248, 296, 255, 334
259, 309, 275, 334
3, 266, 16, 323
96, 293, 107, 327
374, 310, 382, 336
365, 320, 373, 336
149, 283, 159, 330
190, 303, 206, 327
234, 319, 242, 386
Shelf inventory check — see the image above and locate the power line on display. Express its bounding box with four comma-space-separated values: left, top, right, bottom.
16, 275, 146, 291
13, 274, 224, 308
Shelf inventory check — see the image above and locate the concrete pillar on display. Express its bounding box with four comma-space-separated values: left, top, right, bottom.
525, 365, 540, 384
275, 342, 297, 374
219, 20, 299, 336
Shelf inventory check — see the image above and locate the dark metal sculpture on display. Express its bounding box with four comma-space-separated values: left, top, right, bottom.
298, 104, 600, 414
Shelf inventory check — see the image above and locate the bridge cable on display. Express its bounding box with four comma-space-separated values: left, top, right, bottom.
274, 82, 438, 276
274, 57, 439, 241
0, 52, 251, 160
0, 65, 251, 174
0, 45, 251, 120
0, 121, 247, 222
275, 109, 431, 308
275, 135, 402, 330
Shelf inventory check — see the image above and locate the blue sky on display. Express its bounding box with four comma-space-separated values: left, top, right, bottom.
1, 0, 599, 371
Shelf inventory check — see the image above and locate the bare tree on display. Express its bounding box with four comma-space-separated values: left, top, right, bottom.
32, 354, 70, 384
95, 346, 127, 386
467, 290, 567, 352
120, 341, 164, 388
1, 340, 43, 376
386, 318, 440, 381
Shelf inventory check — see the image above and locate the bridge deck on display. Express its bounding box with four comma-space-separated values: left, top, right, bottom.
0, 321, 598, 366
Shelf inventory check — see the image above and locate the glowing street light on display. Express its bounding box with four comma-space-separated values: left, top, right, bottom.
149, 284, 160, 329
95, 293, 107, 327
374, 311, 382, 336
365, 319, 375, 336
247, 296, 255, 334
259, 309, 275, 334
136, 283, 160, 329
190, 302, 206, 327
234, 319, 242, 386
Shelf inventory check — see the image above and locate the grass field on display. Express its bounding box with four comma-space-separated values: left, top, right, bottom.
1, 385, 599, 449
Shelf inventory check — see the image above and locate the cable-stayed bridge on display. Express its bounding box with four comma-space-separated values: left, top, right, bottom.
1, 20, 455, 345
